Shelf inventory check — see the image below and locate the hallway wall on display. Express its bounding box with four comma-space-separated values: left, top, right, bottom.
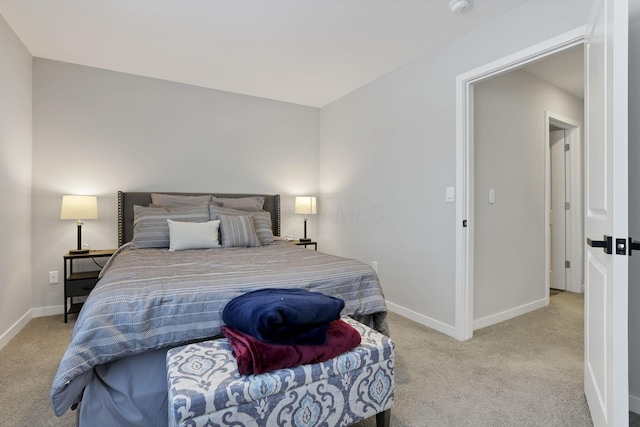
473, 69, 583, 326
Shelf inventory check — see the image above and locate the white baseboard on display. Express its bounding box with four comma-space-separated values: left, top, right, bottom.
0, 309, 32, 351
630, 394, 640, 415
32, 305, 65, 317
473, 298, 548, 330
386, 301, 457, 338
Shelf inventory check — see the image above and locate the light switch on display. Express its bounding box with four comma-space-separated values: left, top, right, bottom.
446, 186, 455, 203
489, 189, 495, 204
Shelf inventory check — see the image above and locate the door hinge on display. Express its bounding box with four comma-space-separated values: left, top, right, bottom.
565, 202, 570, 210
565, 143, 570, 152
463, 220, 467, 228
565, 260, 570, 268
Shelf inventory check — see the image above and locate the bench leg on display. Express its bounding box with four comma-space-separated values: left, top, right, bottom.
376, 409, 391, 427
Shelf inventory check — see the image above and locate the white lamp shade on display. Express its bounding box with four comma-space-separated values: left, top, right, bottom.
60, 195, 98, 220
294, 196, 317, 215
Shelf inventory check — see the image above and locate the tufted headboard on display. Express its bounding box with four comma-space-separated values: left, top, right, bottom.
117, 191, 281, 247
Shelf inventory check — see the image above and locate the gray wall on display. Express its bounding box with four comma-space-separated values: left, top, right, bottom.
628, 0, 640, 411
318, 0, 592, 332
31, 59, 320, 313
0, 14, 32, 345
473, 70, 584, 323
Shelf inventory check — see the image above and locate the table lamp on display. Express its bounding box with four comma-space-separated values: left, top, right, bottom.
60, 195, 98, 253
294, 196, 316, 242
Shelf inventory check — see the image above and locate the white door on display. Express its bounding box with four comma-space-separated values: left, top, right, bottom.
583, 0, 629, 425
550, 128, 567, 291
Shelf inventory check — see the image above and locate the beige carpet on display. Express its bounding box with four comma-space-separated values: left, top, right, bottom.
0, 314, 76, 427
0, 292, 608, 426
353, 290, 592, 427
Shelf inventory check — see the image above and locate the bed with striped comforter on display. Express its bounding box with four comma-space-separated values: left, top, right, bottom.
50, 241, 387, 417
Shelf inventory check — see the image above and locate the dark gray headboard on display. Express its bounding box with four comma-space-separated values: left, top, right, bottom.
117, 191, 281, 247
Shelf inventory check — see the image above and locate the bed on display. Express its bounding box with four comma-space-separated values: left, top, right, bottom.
50, 191, 388, 426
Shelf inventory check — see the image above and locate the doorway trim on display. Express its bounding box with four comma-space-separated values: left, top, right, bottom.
545, 112, 583, 298
454, 26, 586, 340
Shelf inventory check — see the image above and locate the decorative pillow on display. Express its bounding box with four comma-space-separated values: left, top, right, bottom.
167, 219, 221, 251
209, 205, 274, 245
252, 212, 274, 245
130, 204, 209, 249
150, 193, 212, 206
211, 196, 265, 212
219, 214, 261, 248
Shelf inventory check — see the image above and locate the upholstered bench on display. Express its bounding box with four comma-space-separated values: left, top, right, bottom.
166, 317, 394, 427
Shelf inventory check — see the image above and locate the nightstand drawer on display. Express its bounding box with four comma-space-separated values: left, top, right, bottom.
66, 277, 99, 297
63, 248, 116, 323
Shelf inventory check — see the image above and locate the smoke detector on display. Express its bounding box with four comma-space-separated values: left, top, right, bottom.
449, 0, 471, 13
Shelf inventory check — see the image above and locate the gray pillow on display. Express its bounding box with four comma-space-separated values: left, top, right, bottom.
252, 212, 274, 245
209, 205, 274, 245
219, 214, 261, 248
211, 196, 265, 212
150, 193, 212, 206
131, 204, 210, 249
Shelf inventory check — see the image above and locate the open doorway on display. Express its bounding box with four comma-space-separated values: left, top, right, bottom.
549, 125, 568, 291
546, 114, 583, 296
454, 28, 585, 340
470, 71, 584, 331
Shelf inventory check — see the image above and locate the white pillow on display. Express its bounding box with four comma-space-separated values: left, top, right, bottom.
167, 219, 221, 251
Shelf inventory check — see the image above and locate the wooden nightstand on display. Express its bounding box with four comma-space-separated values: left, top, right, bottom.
293, 240, 318, 251
63, 249, 116, 323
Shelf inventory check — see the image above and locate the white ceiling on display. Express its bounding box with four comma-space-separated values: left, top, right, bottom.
0, 0, 535, 107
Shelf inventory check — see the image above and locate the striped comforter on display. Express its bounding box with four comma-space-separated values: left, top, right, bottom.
50, 241, 387, 415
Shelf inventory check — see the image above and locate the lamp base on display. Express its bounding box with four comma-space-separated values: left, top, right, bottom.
69, 248, 90, 254
299, 238, 312, 242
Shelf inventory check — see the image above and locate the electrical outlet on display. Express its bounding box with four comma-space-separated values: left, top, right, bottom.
49, 271, 59, 284
372, 261, 379, 273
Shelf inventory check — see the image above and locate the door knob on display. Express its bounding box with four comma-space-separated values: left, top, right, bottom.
630, 238, 640, 256
587, 235, 612, 254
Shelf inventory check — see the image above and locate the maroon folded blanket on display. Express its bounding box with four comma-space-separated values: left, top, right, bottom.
221, 319, 362, 375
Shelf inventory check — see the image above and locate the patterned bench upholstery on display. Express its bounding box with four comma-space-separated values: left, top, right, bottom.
166, 317, 394, 427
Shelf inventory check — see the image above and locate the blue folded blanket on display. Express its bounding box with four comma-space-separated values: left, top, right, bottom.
222, 288, 345, 345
